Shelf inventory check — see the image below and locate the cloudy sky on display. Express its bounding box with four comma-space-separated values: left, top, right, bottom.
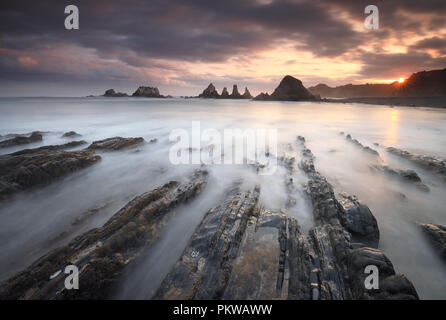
1, 0, 445, 96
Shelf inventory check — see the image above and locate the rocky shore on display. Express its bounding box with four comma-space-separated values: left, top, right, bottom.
0, 131, 432, 300
0, 136, 146, 200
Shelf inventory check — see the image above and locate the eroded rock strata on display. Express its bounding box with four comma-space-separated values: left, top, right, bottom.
386, 147, 446, 181
87, 137, 144, 151
155, 138, 417, 300
417, 223, 446, 261
370, 165, 429, 192
344, 133, 379, 156
0, 170, 208, 299
295, 138, 417, 299
0, 142, 100, 199
0, 132, 42, 148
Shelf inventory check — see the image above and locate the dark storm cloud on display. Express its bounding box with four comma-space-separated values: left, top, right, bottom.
0, 0, 445, 94
0, 0, 364, 61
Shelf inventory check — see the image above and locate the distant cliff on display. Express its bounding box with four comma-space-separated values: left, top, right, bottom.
254, 75, 317, 101
309, 68, 446, 98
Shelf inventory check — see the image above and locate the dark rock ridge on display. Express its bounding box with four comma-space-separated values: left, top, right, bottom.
309, 67, 446, 98
417, 223, 446, 261
132, 86, 164, 98
0, 141, 100, 199
0, 136, 145, 199
62, 131, 82, 138
0, 132, 42, 148
198, 83, 253, 99
154, 138, 417, 300
254, 75, 317, 101
370, 165, 430, 192
87, 137, 145, 151
386, 147, 446, 181
341, 133, 429, 191
344, 133, 379, 156
294, 137, 417, 299
0, 171, 208, 299
103, 89, 128, 97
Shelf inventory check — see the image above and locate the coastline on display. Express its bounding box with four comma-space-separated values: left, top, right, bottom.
322, 96, 446, 109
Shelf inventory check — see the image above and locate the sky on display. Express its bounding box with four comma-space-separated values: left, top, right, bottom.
0, 0, 445, 97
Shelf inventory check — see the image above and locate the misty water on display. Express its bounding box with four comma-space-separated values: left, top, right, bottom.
0, 97, 445, 299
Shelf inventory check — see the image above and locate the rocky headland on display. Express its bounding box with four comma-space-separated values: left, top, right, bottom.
0, 131, 421, 300
254, 75, 318, 101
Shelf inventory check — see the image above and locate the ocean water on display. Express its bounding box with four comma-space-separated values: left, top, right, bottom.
0, 97, 445, 299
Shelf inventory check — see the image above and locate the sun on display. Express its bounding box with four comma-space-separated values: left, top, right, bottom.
398, 77, 405, 83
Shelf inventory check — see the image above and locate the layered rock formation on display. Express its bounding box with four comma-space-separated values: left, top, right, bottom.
345, 134, 379, 156
370, 165, 430, 192
386, 147, 446, 181
0, 132, 42, 148
87, 137, 145, 151
417, 223, 446, 261
62, 131, 82, 138
154, 137, 418, 300
0, 171, 208, 299
0, 136, 146, 199
132, 86, 164, 98
198, 83, 253, 99
103, 89, 128, 97
0, 142, 100, 199
254, 75, 317, 101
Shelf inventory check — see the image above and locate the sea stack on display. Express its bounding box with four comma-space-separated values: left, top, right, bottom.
254, 75, 317, 101
242, 87, 253, 99
103, 89, 128, 97
230, 84, 241, 98
132, 86, 163, 98
221, 87, 229, 98
199, 83, 219, 98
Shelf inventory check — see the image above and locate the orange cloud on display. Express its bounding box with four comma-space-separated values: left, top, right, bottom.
18, 56, 38, 68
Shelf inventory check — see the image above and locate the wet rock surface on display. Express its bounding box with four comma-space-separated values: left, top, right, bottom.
87, 137, 144, 151
155, 185, 262, 299
154, 137, 418, 300
62, 131, 82, 138
293, 137, 418, 299
0, 170, 208, 299
370, 165, 430, 191
0, 132, 42, 148
344, 133, 379, 156
386, 147, 446, 181
417, 223, 446, 261
0, 142, 99, 199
